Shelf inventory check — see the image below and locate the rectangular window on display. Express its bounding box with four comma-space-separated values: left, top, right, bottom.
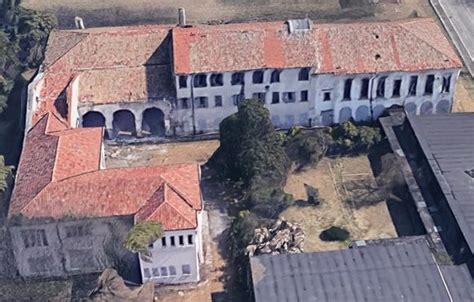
442, 75, 451, 93
196, 97, 208, 108
169, 266, 177, 276
21, 229, 48, 248
343, 78, 352, 100
210, 73, 223, 86
160, 267, 169, 277
425, 74, 434, 95
270, 70, 281, 83
232, 94, 243, 106
252, 92, 266, 103
376, 76, 387, 98
170, 236, 175, 246
253, 70, 264, 84
182, 264, 191, 275
231, 72, 244, 85
360, 78, 369, 99
179, 75, 187, 88
298, 68, 310, 81
64, 225, 89, 238
179, 235, 184, 246
272, 92, 280, 104
214, 95, 222, 107
152, 268, 160, 277
323, 92, 331, 101
300, 90, 308, 102
392, 79, 401, 97
179, 98, 189, 109
408, 76, 418, 96
161, 237, 167, 247
144, 268, 151, 278
282, 92, 295, 103
193, 74, 207, 88
188, 235, 193, 245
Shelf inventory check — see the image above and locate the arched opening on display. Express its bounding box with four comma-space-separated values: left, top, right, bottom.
355, 106, 369, 122
141, 108, 165, 137
436, 100, 450, 113
82, 111, 105, 128
339, 107, 352, 123
113, 110, 136, 136
372, 105, 386, 119
404, 102, 417, 115
420, 101, 433, 115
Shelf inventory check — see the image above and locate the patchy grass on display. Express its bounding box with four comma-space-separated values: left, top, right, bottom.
0, 279, 72, 302
281, 155, 397, 252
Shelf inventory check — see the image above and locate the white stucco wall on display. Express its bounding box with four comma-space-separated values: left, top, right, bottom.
25, 71, 44, 131
139, 227, 201, 284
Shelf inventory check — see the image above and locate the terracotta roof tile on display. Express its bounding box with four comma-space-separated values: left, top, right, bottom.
172, 18, 462, 74
10, 117, 202, 231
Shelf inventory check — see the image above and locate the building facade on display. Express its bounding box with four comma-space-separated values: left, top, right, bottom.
26, 17, 462, 139
8, 113, 205, 283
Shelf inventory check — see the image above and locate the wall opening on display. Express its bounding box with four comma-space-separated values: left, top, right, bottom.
424, 74, 434, 95
339, 107, 352, 122
82, 111, 105, 128
436, 100, 450, 113
420, 101, 433, 115
343, 78, 352, 100
376, 76, 387, 98
360, 78, 369, 99
142, 107, 165, 137
113, 110, 136, 136
355, 106, 369, 121
392, 79, 401, 97
408, 76, 418, 96
253, 70, 264, 84
54, 88, 68, 119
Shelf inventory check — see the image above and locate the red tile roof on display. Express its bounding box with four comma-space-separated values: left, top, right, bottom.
10, 114, 202, 231
172, 18, 462, 74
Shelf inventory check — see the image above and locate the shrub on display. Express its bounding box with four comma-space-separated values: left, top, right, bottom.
285, 129, 331, 168
330, 121, 382, 154
304, 184, 323, 206
124, 222, 163, 254
319, 226, 350, 241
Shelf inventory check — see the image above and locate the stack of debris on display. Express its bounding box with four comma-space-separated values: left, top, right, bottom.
246, 218, 304, 256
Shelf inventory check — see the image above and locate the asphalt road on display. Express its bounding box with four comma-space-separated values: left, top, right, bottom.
431, 0, 474, 76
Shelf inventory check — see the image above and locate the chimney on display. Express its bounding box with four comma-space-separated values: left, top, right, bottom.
178, 8, 186, 27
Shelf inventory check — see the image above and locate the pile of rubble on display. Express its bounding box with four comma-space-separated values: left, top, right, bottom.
246, 217, 305, 256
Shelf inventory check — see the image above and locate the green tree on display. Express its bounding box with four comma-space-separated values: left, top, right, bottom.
124, 221, 163, 254
0, 155, 12, 192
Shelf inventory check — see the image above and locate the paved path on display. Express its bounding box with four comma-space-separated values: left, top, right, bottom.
431, 0, 474, 76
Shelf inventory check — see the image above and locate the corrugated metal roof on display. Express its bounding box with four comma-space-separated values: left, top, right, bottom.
407, 113, 474, 253
251, 238, 472, 302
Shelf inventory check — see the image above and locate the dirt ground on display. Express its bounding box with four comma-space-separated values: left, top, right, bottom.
453, 73, 474, 113
282, 155, 397, 252
23, 0, 434, 29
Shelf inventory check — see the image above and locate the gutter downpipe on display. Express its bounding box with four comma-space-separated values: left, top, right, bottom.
190, 74, 196, 135
368, 74, 377, 121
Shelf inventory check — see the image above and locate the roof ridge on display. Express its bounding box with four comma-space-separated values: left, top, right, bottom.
397, 22, 458, 63
45, 31, 89, 67
161, 183, 197, 227
160, 175, 196, 209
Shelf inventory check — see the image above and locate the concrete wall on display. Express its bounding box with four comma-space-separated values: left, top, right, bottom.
9, 216, 136, 278
139, 227, 201, 284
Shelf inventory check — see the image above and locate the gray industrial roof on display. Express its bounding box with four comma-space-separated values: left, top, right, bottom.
407, 113, 474, 253
250, 238, 474, 302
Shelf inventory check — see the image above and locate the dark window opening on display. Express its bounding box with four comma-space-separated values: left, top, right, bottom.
179, 75, 187, 88
323, 92, 331, 101
152, 268, 160, 277
214, 95, 222, 107
300, 90, 308, 102
160, 267, 168, 276
392, 79, 402, 97
161, 237, 167, 247
376, 76, 387, 98
182, 264, 191, 275
272, 92, 280, 104
54, 88, 68, 119
270, 70, 281, 83
188, 235, 193, 245
232, 94, 243, 106
360, 78, 369, 99
180, 98, 189, 109
179, 235, 184, 246
343, 79, 353, 100
193, 74, 207, 88
253, 70, 264, 84
252, 92, 266, 103
169, 266, 177, 276
408, 76, 418, 96
425, 74, 434, 95
442, 75, 451, 93
170, 236, 175, 246
231, 72, 244, 85
196, 97, 208, 108
210, 73, 223, 86
283, 92, 295, 103
21, 229, 48, 248
298, 68, 310, 81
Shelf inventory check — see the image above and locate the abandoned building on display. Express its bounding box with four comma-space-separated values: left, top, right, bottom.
250, 237, 474, 302
26, 16, 462, 139
381, 111, 474, 269
8, 113, 204, 284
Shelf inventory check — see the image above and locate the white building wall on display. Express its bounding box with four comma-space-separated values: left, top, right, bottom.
69, 76, 80, 128
25, 71, 44, 131
139, 228, 201, 284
